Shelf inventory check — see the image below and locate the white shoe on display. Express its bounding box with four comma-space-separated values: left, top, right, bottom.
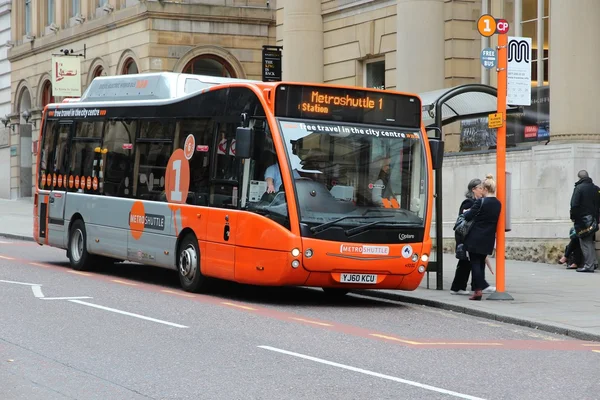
450, 290, 471, 295
483, 286, 496, 294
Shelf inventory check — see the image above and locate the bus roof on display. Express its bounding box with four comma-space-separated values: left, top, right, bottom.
78, 72, 262, 104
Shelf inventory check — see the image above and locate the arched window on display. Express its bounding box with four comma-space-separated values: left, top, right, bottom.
122, 58, 138, 75
41, 81, 55, 107
92, 65, 104, 79
183, 55, 235, 78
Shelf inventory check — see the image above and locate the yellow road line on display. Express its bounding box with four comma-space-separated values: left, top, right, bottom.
112, 279, 138, 286
161, 289, 196, 298
222, 302, 258, 311
29, 262, 50, 268
0, 255, 15, 260
290, 317, 333, 327
593, 350, 600, 353
370, 334, 421, 345
67, 270, 92, 276
370, 333, 502, 346
582, 344, 600, 347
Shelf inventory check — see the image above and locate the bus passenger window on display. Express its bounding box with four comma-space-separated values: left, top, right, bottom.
210, 124, 239, 208
176, 119, 213, 206
134, 120, 173, 201
68, 121, 103, 194
103, 119, 136, 197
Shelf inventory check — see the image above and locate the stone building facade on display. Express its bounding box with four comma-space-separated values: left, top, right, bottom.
276, 0, 600, 261
6, 0, 276, 199
0, 1, 11, 199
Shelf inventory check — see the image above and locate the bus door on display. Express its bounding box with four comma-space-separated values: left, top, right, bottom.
205, 124, 238, 280
46, 122, 72, 248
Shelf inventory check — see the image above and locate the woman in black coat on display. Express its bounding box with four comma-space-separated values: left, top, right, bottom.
463, 174, 502, 300
450, 178, 483, 295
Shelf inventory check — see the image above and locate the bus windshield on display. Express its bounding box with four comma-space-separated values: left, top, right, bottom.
277, 119, 427, 232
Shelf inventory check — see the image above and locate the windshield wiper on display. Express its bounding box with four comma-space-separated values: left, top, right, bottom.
310, 215, 394, 234
345, 220, 411, 237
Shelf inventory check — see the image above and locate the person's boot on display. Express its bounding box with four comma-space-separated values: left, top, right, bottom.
469, 290, 483, 300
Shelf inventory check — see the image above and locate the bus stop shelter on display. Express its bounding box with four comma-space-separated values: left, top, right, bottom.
417, 84, 520, 290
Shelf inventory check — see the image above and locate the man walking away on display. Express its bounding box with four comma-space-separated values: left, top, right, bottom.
570, 170, 600, 272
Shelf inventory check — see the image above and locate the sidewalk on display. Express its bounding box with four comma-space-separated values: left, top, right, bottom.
1, 197, 599, 341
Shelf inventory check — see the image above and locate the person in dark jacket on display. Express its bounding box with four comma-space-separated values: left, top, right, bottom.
450, 178, 483, 295
463, 174, 501, 300
570, 170, 600, 273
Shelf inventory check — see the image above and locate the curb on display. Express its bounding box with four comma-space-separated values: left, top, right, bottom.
353, 289, 600, 343
0, 233, 35, 242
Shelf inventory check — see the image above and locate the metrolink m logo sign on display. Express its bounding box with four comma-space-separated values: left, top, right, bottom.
508, 39, 530, 63
507, 36, 532, 106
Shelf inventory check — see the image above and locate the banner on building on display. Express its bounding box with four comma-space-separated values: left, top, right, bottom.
262, 46, 282, 82
51, 56, 82, 97
460, 86, 549, 151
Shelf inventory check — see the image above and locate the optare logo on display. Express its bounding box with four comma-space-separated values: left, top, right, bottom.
398, 233, 415, 241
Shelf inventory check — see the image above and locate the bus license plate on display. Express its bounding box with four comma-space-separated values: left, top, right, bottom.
340, 273, 377, 284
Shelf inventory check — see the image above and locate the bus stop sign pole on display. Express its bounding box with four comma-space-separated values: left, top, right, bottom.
477, 15, 513, 301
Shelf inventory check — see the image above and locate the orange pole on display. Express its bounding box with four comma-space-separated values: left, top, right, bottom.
495, 33, 507, 293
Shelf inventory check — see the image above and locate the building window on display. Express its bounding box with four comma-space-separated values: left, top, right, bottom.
72, 0, 80, 16
122, 58, 138, 75
183, 55, 235, 78
98, 0, 108, 6
25, 0, 32, 35
364, 60, 385, 90
41, 81, 55, 107
47, 0, 55, 25
520, 0, 549, 86
92, 66, 104, 79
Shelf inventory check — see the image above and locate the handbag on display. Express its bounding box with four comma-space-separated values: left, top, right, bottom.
453, 197, 485, 240
453, 214, 473, 239
575, 215, 599, 238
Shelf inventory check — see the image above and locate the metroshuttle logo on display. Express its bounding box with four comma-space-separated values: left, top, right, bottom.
508, 40, 530, 63
340, 244, 390, 255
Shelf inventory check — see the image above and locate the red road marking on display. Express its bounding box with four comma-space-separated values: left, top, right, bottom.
2, 250, 599, 352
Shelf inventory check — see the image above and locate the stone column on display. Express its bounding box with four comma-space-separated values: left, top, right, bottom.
549, 0, 600, 142
396, 0, 445, 93
281, 0, 323, 83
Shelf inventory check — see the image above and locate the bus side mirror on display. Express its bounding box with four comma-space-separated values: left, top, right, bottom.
429, 139, 444, 170
235, 127, 254, 159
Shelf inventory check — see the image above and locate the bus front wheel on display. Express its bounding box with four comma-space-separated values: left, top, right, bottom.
68, 219, 94, 271
177, 234, 206, 293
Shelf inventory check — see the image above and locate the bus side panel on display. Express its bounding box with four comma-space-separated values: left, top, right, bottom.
234, 247, 297, 285
64, 194, 130, 260
126, 200, 176, 268
233, 213, 308, 286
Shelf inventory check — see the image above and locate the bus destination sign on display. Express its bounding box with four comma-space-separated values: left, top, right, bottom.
275, 84, 421, 128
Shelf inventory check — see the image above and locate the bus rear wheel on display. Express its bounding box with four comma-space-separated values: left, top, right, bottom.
68, 219, 94, 271
177, 234, 206, 293
322, 288, 349, 297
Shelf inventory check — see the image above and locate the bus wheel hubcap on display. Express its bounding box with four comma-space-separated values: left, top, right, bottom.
180, 245, 197, 280
71, 229, 84, 262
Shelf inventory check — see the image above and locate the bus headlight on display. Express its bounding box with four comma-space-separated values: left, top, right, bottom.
411, 253, 418, 262
418, 265, 426, 273
421, 254, 429, 262
291, 260, 300, 268
291, 248, 300, 257
305, 249, 313, 258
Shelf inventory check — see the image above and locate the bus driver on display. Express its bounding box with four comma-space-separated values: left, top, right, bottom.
265, 162, 301, 193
